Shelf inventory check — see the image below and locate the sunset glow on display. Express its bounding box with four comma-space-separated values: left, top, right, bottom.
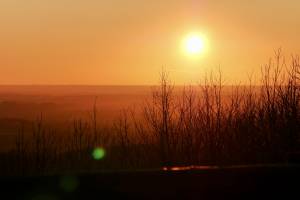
184, 34, 205, 55
0, 1, 299, 84
0, 1, 299, 197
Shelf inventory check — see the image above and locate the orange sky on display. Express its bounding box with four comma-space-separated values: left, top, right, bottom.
0, 0, 299, 85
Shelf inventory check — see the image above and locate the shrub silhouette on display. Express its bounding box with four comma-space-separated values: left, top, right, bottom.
1, 50, 299, 175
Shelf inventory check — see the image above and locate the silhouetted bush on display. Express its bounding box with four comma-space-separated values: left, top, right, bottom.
1, 50, 299, 175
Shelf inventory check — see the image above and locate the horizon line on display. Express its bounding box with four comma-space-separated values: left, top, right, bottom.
0, 83, 266, 87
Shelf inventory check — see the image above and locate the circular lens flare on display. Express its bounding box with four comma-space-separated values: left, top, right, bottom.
92, 147, 105, 160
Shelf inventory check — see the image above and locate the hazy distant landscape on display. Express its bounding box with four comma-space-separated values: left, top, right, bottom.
0, 85, 152, 151
0, 85, 260, 152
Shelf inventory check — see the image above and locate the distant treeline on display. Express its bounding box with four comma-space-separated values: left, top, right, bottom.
1, 50, 299, 175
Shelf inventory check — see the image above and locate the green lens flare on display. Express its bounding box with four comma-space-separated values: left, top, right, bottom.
92, 147, 105, 160
59, 176, 79, 193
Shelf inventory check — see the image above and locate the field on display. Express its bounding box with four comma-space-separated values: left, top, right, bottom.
1, 165, 299, 199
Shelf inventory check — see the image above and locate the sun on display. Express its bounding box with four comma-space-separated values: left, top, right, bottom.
183, 33, 206, 55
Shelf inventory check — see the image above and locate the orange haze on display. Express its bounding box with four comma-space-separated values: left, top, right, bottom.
0, 0, 299, 85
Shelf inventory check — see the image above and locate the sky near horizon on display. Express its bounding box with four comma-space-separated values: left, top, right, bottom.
0, 0, 299, 85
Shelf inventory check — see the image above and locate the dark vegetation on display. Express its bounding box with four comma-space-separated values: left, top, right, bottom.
1, 165, 299, 199
0, 50, 299, 176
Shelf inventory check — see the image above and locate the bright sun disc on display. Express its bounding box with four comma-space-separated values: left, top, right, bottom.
184, 34, 205, 55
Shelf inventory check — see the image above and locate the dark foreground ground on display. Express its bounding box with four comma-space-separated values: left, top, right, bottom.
0, 165, 299, 200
